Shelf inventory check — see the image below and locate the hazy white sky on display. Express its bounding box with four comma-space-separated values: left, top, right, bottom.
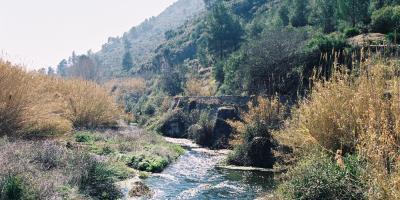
0, 0, 177, 69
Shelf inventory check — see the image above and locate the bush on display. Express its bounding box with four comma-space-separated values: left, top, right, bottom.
306, 34, 348, 53
277, 149, 366, 200
344, 27, 361, 38
127, 154, 168, 173
80, 161, 122, 200
371, 6, 400, 34
0, 174, 38, 200
387, 32, 400, 43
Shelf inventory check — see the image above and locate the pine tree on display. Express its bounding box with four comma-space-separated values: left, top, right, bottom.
291, 0, 310, 27
279, 5, 290, 26
57, 59, 68, 77
122, 39, 133, 72
310, 0, 337, 33
207, 2, 243, 59
338, 0, 370, 27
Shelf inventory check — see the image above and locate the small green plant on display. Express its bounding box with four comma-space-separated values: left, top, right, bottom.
80, 161, 122, 200
0, 174, 37, 200
100, 146, 114, 155
74, 132, 93, 143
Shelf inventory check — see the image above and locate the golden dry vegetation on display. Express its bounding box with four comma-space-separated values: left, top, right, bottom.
0, 60, 120, 138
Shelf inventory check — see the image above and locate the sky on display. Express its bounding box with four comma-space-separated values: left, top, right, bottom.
0, 0, 177, 70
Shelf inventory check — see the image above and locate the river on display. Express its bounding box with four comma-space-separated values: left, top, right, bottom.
141, 138, 275, 200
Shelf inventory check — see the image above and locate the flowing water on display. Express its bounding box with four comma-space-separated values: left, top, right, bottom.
142, 138, 275, 200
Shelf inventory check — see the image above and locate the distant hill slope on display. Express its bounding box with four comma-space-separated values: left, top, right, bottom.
94, 0, 205, 79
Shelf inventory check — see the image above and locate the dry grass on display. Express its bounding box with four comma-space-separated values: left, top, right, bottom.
283, 57, 400, 199
229, 96, 286, 145
185, 77, 217, 96
0, 60, 120, 137
0, 139, 90, 199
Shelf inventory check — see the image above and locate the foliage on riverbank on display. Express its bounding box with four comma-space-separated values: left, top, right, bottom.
228, 96, 287, 168
273, 57, 400, 199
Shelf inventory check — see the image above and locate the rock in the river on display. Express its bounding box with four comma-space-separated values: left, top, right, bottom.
129, 182, 153, 198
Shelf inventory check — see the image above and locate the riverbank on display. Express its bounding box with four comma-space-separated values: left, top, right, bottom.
0, 124, 184, 199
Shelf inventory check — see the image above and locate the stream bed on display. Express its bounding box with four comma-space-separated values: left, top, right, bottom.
142, 138, 275, 200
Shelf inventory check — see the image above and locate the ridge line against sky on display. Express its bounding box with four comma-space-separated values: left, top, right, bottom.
0, 0, 178, 70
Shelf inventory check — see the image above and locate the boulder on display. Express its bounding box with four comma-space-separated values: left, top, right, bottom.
129, 181, 153, 198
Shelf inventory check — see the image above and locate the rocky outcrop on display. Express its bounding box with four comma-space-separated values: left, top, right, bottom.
210, 106, 239, 149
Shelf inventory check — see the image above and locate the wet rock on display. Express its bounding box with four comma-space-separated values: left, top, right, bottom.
129, 182, 153, 198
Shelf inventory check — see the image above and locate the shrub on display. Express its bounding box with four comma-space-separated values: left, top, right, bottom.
387, 32, 400, 43
185, 77, 217, 96
371, 6, 400, 34
306, 34, 348, 53
0, 174, 38, 200
277, 149, 366, 200
344, 27, 361, 38
62, 79, 120, 129
127, 154, 168, 173
80, 161, 122, 200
